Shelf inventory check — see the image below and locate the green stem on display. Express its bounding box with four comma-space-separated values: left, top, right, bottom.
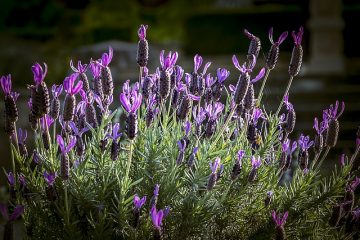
124, 140, 134, 185
256, 68, 271, 106
13, 122, 20, 153
350, 144, 360, 165
64, 183, 70, 226
209, 106, 236, 151
315, 147, 330, 172
9, 138, 16, 181
275, 76, 294, 116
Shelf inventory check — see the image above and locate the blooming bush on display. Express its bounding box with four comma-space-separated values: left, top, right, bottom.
1, 24, 360, 240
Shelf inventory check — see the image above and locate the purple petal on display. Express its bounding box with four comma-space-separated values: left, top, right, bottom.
9, 205, 24, 222
232, 55, 243, 72
154, 184, 160, 196
57, 135, 65, 153
157, 210, 164, 228
194, 54, 203, 72
138, 24, 148, 40
72, 81, 83, 95
159, 50, 165, 69
65, 136, 77, 154
277, 31, 288, 45
177, 140, 184, 151
251, 68, 266, 83
187, 93, 200, 101
268, 27, 274, 44
184, 121, 191, 136
202, 62, 212, 76
119, 93, 131, 113
281, 211, 289, 225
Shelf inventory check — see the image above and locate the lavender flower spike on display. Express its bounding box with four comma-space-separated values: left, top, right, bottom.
267, 28, 288, 70
31, 62, 48, 85
137, 24, 149, 67
289, 26, 304, 76
70, 60, 88, 73
6, 172, 15, 186
51, 84, 63, 98
272, 210, 289, 240
134, 194, 147, 210
298, 134, 314, 151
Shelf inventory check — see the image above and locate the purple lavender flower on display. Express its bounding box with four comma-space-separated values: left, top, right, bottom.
70, 60, 88, 74
150, 184, 160, 209
289, 26, 304, 76
57, 135, 76, 155
298, 134, 314, 152
210, 158, 221, 173
266, 28, 288, 70
231, 150, 245, 180
207, 158, 220, 190
0, 204, 25, 223
272, 210, 289, 240
137, 24, 149, 67
190, 54, 211, 96
251, 156, 262, 169
6, 172, 15, 186
280, 138, 297, 171
244, 29, 261, 59
193, 54, 211, 75
171, 65, 184, 89
160, 50, 178, 71
31, 62, 48, 86
138, 24, 147, 40
204, 102, 223, 138
313, 117, 327, 153
205, 102, 224, 121
1, 74, 12, 95
252, 108, 264, 124
15, 128, 28, 157
100, 47, 113, 67
292, 27, 304, 46
151, 206, 166, 239
1, 74, 19, 125
187, 146, 198, 168
43, 171, 57, 186
176, 140, 186, 165
134, 194, 147, 210
193, 107, 206, 136
64, 73, 83, 96
323, 101, 345, 147
132, 194, 147, 228
298, 134, 313, 170
40, 115, 54, 131
217, 68, 230, 84
119, 89, 142, 114
108, 123, 122, 161
145, 94, 159, 127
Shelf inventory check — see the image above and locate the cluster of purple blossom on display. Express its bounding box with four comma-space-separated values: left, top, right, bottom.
1, 22, 360, 240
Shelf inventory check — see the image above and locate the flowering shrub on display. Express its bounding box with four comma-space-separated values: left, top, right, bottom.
1, 24, 360, 240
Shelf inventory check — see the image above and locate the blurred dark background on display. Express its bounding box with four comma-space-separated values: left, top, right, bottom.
0, 0, 359, 185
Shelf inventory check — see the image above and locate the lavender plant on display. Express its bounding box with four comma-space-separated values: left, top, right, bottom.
1, 24, 360, 240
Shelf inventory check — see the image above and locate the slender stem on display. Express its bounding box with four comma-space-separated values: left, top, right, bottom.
45, 114, 52, 151
315, 147, 330, 172
209, 106, 236, 151
9, 138, 16, 180
256, 69, 271, 106
64, 182, 70, 226
124, 140, 134, 185
276, 76, 294, 116
167, 90, 173, 121
350, 145, 360, 165
13, 123, 20, 153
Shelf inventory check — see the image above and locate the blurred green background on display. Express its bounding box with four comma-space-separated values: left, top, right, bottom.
0, 0, 360, 185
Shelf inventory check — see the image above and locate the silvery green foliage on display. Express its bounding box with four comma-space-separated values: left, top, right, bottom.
2, 25, 360, 240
